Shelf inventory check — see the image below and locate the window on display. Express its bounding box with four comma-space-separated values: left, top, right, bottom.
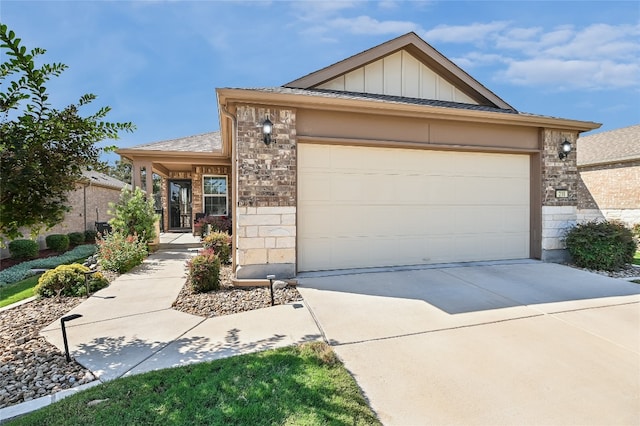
203, 176, 228, 216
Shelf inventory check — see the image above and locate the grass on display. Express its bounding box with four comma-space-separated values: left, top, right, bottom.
633, 251, 640, 265
0, 256, 90, 308
0, 275, 41, 308
8, 342, 380, 426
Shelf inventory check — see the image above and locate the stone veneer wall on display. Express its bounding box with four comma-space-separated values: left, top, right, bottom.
235, 105, 297, 279
541, 129, 579, 262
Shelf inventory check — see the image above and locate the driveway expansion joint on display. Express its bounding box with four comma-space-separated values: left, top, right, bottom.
330, 313, 545, 347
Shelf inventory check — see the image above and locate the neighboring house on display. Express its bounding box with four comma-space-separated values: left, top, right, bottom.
118, 32, 600, 279
1, 170, 127, 259
577, 124, 640, 227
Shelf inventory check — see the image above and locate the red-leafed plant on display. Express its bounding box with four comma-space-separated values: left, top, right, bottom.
186, 248, 220, 293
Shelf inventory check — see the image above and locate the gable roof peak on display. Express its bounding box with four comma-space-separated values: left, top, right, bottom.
284, 32, 514, 111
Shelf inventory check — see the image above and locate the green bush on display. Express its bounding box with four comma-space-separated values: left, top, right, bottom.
45, 234, 70, 252
97, 231, 148, 274
565, 221, 637, 271
67, 232, 85, 246
8, 239, 39, 260
35, 263, 109, 298
633, 223, 640, 242
187, 248, 220, 293
109, 187, 159, 244
0, 244, 97, 286
202, 231, 232, 264
84, 230, 98, 243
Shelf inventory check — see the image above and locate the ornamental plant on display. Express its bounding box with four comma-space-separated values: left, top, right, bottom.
36, 263, 108, 298
46, 234, 70, 252
8, 239, 39, 260
202, 232, 232, 264
67, 232, 85, 246
97, 231, 148, 274
109, 187, 159, 244
564, 220, 637, 271
198, 215, 232, 237
186, 248, 220, 293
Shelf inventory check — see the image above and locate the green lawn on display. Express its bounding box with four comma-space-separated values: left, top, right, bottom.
0, 275, 41, 308
0, 255, 90, 308
8, 342, 380, 426
634, 251, 640, 265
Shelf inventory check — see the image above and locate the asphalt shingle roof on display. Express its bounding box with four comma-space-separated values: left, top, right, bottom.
83, 170, 128, 190
129, 131, 222, 152
247, 87, 519, 114
577, 124, 640, 166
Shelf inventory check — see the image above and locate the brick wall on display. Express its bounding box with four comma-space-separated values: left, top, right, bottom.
1, 183, 122, 258
578, 161, 640, 209
540, 129, 579, 261
235, 105, 297, 278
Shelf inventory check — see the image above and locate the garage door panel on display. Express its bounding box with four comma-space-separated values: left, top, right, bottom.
298, 144, 530, 272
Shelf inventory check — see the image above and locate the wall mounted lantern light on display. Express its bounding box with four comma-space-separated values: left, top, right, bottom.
559, 139, 572, 160
262, 117, 274, 146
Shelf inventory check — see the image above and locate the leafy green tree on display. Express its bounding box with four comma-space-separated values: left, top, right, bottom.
0, 24, 134, 240
109, 187, 159, 244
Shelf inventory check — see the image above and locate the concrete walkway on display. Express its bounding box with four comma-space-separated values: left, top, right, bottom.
298, 261, 640, 426
1, 248, 321, 421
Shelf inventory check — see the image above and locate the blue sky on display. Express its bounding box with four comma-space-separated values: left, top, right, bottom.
3, 1, 639, 164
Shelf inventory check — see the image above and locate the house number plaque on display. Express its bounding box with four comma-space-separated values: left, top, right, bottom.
555, 189, 569, 198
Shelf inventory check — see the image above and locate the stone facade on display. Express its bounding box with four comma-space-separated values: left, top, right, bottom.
235, 106, 297, 278
540, 129, 579, 261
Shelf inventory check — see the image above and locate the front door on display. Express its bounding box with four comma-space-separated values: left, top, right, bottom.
169, 180, 192, 231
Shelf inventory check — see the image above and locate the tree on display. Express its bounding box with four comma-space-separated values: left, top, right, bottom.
0, 24, 134, 240
109, 187, 159, 244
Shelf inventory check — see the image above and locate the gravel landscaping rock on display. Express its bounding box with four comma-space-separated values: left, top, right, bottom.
0, 263, 301, 409
172, 264, 303, 317
0, 297, 95, 409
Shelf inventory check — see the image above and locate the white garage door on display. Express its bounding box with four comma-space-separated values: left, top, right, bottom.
298, 144, 530, 272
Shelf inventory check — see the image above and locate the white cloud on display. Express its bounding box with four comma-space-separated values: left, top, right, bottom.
329, 15, 420, 35
500, 58, 639, 90
421, 21, 510, 44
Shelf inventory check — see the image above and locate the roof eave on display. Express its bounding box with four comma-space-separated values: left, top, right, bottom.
216, 88, 601, 133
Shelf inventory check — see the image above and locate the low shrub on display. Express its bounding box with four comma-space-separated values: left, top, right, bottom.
97, 231, 148, 274
198, 215, 232, 237
8, 239, 39, 260
67, 232, 85, 246
36, 263, 109, 298
633, 223, 640, 242
84, 230, 98, 243
202, 231, 232, 264
0, 244, 97, 286
187, 248, 220, 293
565, 220, 637, 271
46, 234, 70, 252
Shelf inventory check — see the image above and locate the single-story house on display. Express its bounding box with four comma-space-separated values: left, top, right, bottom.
118, 32, 600, 279
577, 124, 640, 227
1, 170, 127, 258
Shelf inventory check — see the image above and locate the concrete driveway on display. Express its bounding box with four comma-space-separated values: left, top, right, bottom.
297, 260, 640, 426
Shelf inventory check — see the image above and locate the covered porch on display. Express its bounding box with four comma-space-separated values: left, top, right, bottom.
116, 132, 231, 234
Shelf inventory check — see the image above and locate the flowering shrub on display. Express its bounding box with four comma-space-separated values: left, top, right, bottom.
202, 232, 232, 264
187, 248, 220, 293
36, 263, 109, 298
97, 231, 148, 274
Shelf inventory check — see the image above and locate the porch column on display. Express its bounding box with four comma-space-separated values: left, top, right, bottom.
144, 161, 153, 199
132, 162, 142, 189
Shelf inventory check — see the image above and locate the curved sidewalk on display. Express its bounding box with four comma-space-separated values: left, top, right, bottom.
40, 249, 321, 381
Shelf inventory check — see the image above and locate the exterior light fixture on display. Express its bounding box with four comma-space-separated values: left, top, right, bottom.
559, 140, 572, 160
61, 314, 83, 362
262, 117, 274, 146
